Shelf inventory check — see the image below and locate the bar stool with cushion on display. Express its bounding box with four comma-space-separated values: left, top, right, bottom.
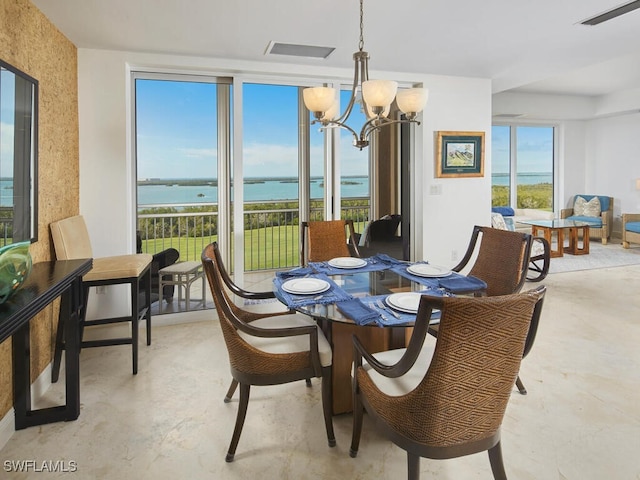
50, 215, 152, 379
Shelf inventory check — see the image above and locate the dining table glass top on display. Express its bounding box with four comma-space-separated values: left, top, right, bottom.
518, 218, 599, 229
272, 255, 487, 328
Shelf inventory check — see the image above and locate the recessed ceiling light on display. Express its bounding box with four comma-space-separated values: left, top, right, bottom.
580, 0, 640, 25
265, 41, 335, 59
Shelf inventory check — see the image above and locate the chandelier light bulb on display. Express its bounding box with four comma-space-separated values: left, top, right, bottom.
303, 0, 427, 149
396, 88, 429, 115
303, 87, 337, 114
362, 80, 398, 108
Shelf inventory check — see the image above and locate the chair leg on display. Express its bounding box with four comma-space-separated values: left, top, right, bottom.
488, 442, 507, 480
131, 278, 139, 375
515, 375, 527, 395
224, 379, 238, 403
226, 383, 250, 462
144, 268, 152, 346
321, 367, 336, 447
350, 389, 364, 457
407, 453, 420, 480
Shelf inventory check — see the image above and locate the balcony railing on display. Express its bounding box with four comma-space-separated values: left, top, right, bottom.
137, 198, 370, 271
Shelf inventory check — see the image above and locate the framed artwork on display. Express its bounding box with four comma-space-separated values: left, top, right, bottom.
435, 131, 485, 178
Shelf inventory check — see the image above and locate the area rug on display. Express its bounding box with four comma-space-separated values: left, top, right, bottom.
548, 241, 640, 274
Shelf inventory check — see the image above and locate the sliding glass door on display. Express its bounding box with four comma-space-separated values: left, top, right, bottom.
133, 73, 375, 274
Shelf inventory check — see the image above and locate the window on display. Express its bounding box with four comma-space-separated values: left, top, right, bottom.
492, 124, 555, 210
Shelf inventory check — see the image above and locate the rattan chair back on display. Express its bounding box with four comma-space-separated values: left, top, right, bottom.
300, 220, 360, 265
454, 226, 532, 296
351, 286, 546, 479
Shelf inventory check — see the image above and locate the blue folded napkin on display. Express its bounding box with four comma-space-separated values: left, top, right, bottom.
275, 267, 314, 279
309, 257, 388, 275
372, 253, 404, 265
273, 273, 353, 307
438, 275, 487, 294
389, 263, 442, 289
336, 299, 380, 326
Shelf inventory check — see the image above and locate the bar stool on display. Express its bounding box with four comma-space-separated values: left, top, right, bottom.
158, 260, 206, 311
50, 215, 152, 379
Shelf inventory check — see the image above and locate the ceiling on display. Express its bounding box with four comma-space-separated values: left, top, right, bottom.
31, 0, 640, 97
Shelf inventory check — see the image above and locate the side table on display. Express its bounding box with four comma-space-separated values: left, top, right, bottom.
158, 261, 206, 311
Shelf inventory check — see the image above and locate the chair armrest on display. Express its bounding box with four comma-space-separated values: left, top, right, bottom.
352, 298, 438, 379
560, 208, 572, 219
623, 213, 640, 224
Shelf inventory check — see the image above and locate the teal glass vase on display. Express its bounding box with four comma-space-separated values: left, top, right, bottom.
0, 240, 33, 304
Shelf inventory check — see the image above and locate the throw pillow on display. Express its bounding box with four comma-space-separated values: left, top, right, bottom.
490, 212, 508, 230
574, 196, 601, 217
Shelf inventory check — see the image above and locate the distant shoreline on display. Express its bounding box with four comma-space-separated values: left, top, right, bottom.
137, 175, 368, 187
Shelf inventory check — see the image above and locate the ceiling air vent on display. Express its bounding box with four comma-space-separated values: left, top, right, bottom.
580, 0, 640, 25
265, 41, 335, 59
493, 113, 526, 119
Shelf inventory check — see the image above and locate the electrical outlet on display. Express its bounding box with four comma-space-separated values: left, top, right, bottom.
96, 286, 106, 294
451, 250, 458, 261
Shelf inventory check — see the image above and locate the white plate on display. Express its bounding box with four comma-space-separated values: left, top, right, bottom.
281, 278, 330, 295
407, 263, 452, 278
386, 292, 422, 313
328, 257, 367, 269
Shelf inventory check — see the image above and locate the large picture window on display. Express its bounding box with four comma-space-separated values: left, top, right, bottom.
491, 124, 555, 211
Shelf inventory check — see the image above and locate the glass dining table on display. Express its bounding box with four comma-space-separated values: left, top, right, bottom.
272, 255, 486, 414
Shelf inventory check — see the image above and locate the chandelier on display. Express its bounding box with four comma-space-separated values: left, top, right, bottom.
302, 0, 428, 150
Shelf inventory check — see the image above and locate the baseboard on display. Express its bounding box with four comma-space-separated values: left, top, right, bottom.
0, 407, 15, 451
146, 309, 214, 328
0, 362, 55, 451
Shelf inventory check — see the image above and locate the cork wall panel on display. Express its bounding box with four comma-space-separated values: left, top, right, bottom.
0, 0, 79, 419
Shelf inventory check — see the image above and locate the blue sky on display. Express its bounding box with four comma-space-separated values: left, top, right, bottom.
135, 79, 368, 180
0, 69, 16, 178
491, 125, 554, 174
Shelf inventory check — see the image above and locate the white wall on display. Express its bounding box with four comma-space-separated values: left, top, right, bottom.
77, 48, 492, 312
493, 90, 640, 237
585, 113, 640, 234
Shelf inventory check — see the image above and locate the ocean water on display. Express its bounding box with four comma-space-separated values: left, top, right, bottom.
492, 173, 552, 186
137, 176, 370, 205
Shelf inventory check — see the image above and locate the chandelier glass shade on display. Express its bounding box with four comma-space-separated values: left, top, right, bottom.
303, 0, 428, 149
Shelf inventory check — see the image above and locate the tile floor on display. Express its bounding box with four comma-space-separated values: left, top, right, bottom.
1, 264, 640, 479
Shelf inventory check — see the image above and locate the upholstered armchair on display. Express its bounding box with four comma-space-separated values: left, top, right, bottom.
622, 213, 640, 248
560, 195, 613, 244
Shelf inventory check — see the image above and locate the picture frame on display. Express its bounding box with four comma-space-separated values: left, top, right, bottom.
435, 131, 485, 178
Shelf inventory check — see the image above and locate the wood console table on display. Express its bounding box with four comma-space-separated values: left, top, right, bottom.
0, 258, 92, 430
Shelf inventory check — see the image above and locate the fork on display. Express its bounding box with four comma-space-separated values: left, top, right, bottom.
377, 299, 400, 319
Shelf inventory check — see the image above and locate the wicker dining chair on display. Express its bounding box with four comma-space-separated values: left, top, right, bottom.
201, 242, 335, 462
300, 219, 361, 265
490, 212, 550, 282
350, 286, 546, 480
429, 225, 536, 393
453, 225, 533, 297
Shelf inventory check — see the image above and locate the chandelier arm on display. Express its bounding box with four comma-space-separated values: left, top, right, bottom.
313, 118, 361, 145
359, 117, 421, 142
333, 51, 370, 125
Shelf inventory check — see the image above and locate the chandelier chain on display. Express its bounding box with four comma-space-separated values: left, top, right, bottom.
358, 0, 364, 52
